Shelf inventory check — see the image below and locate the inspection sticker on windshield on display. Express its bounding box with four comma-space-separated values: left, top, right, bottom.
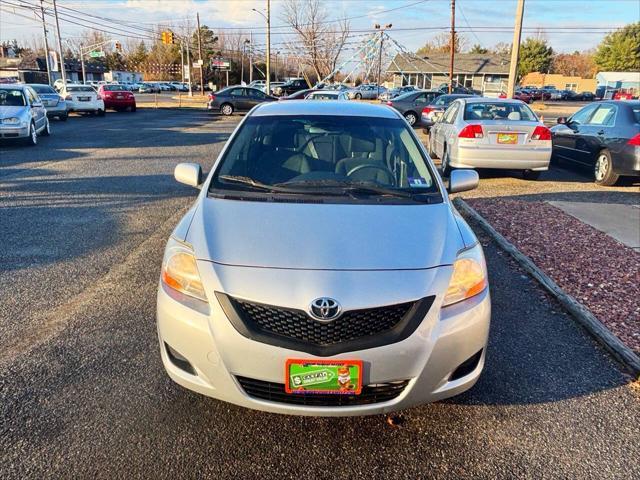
408, 177, 429, 187
285, 359, 362, 395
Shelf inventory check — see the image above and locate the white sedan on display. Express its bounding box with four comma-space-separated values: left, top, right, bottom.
428, 97, 552, 180
60, 84, 105, 116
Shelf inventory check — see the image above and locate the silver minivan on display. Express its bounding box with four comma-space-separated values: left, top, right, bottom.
157, 101, 491, 416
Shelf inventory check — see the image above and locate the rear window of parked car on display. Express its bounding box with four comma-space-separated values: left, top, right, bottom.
31, 85, 56, 94
103, 85, 126, 91
67, 86, 95, 92
0, 89, 26, 106
464, 102, 537, 121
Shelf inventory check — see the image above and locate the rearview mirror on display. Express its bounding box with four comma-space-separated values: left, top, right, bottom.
448, 169, 479, 193
174, 163, 203, 188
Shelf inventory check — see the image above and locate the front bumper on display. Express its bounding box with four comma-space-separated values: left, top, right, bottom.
0, 124, 29, 138
157, 264, 491, 416
452, 143, 552, 170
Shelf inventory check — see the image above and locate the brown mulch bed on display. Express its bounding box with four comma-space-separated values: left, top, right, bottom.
467, 198, 640, 355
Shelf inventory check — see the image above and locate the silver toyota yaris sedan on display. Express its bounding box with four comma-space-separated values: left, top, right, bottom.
157, 101, 490, 416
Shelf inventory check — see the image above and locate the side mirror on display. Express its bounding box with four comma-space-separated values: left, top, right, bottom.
556, 117, 567, 124
174, 163, 203, 188
448, 169, 479, 194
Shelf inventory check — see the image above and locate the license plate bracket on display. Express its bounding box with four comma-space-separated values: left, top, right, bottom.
285, 359, 363, 395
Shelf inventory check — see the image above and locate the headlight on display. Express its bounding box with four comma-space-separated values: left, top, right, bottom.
161, 237, 208, 302
442, 243, 488, 307
1, 117, 20, 125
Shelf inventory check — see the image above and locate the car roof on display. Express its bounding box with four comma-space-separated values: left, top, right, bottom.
252, 101, 400, 118
0, 84, 27, 90
462, 97, 524, 104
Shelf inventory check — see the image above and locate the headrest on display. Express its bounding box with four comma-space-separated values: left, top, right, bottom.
350, 134, 376, 153
508, 111, 521, 121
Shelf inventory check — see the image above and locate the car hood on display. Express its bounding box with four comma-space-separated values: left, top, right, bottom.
186, 197, 463, 270
0, 106, 28, 118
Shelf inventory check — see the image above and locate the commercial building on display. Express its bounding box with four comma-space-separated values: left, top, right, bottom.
386, 53, 510, 95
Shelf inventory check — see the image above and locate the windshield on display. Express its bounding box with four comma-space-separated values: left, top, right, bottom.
0, 89, 26, 106
464, 102, 537, 121
209, 115, 441, 203
67, 86, 95, 93
31, 85, 56, 94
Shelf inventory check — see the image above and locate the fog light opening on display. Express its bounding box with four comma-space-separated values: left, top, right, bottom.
165, 342, 197, 376
449, 349, 483, 381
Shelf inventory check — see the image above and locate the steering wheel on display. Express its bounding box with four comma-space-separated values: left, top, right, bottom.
346, 164, 395, 184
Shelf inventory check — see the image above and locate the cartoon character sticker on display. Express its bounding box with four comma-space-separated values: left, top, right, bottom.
337, 365, 354, 391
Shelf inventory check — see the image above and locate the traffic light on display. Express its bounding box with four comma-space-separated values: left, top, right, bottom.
114, 41, 122, 52
161, 31, 175, 45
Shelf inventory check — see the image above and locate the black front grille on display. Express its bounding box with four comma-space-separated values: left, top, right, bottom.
234, 299, 413, 346
237, 376, 409, 406
217, 293, 435, 356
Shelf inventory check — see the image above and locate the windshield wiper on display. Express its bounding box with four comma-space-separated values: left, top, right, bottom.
217, 175, 343, 195
276, 179, 438, 202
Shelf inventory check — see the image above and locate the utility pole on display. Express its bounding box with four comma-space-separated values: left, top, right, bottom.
39, 0, 51, 85
449, 0, 456, 93
241, 41, 245, 84
52, 0, 66, 85
186, 31, 192, 97
265, 0, 271, 94
180, 41, 185, 84
249, 31, 253, 83
507, 0, 525, 98
376, 32, 384, 97
80, 44, 86, 84
196, 12, 204, 96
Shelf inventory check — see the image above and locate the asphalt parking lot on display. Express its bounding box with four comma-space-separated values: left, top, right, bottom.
1, 109, 639, 479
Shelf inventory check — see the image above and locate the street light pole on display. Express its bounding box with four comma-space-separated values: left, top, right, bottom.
449, 0, 456, 94
375, 24, 392, 98
249, 32, 253, 83
196, 12, 204, 96
266, 0, 271, 94
39, 0, 51, 85
52, 0, 67, 85
80, 43, 86, 84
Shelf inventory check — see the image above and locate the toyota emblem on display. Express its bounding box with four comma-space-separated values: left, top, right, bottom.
309, 297, 342, 322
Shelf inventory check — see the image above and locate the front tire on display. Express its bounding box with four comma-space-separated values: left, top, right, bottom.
522, 169, 541, 180
220, 103, 234, 116
41, 118, 50, 136
594, 149, 619, 186
355, 93, 362, 100
441, 146, 452, 177
25, 122, 37, 146
404, 111, 417, 126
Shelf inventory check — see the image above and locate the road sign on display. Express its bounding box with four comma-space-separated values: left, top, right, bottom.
211, 59, 230, 71
89, 51, 105, 58
193, 63, 202, 69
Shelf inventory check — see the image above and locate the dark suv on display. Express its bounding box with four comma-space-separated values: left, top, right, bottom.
275, 78, 310, 97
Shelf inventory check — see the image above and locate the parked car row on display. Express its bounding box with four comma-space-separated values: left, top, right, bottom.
0, 81, 140, 146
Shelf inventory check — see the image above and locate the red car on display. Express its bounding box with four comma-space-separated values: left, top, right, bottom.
499, 90, 532, 104
97, 84, 136, 112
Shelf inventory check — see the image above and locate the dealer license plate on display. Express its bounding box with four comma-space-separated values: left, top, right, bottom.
285, 359, 363, 395
78, 96, 90, 101
497, 133, 518, 144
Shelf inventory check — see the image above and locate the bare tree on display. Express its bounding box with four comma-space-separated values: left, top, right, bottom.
280, 0, 349, 84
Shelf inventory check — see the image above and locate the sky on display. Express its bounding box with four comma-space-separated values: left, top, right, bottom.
0, 0, 636, 55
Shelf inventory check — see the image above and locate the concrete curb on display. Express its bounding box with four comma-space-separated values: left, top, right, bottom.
454, 197, 640, 378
